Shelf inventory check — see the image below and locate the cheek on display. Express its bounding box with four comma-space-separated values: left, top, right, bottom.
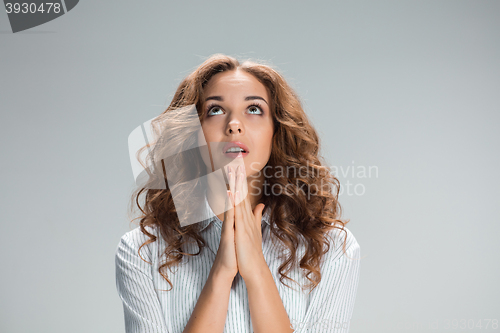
197, 127, 205, 145
197, 128, 210, 168
254, 128, 274, 156
199, 123, 217, 143
264, 121, 275, 148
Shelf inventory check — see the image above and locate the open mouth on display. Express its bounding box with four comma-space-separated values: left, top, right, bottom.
222, 141, 250, 157
225, 147, 247, 154
224, 148, 249, 158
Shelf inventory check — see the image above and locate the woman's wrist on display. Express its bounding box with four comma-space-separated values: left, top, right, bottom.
209, 265, 236, 285
241, 261, 271, 288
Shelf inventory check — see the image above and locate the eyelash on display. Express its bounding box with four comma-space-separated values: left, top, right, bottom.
205, 102, 265, 117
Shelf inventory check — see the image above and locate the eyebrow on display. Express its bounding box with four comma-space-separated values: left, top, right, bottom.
204, 95, 269, 106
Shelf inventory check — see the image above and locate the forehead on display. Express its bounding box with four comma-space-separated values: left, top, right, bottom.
203, 69, 269, 99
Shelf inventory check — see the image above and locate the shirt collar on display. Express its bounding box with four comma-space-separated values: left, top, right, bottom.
198, 195, 271, 232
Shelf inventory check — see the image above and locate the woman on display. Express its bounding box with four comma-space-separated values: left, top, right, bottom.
115, 54, 361, 333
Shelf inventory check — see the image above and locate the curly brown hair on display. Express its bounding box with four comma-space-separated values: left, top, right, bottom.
129, 53, 351, 294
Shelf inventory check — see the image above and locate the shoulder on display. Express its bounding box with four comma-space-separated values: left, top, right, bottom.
322, 225, 360, 264
115, 225, 160, 263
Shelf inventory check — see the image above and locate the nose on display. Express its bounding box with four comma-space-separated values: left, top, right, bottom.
226, 118, 244, 135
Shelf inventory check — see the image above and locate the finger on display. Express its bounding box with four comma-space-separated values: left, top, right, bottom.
237, 165, 251, 226
222, 190, 230, 229
236, 168, 251, 231
239, 163, 249, 213
229, 191, 235, 229
254, 203, 266, 223
222, 190, 235, 233
234, 167, 244, 229
235, 165, 243, 206
229, 165, 236, 197
234, 190, 242, 233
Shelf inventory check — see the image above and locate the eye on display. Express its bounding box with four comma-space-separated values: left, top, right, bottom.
206, 105, 223, 116
247, 103, 264, 115
205, 103, 265, 117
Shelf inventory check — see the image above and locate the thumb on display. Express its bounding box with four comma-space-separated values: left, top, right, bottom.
253, 203, 266, 219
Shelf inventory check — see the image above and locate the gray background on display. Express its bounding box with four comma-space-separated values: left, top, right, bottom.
1, 0, 498, 332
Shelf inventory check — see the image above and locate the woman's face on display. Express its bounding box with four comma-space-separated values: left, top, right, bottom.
199, 69, 274, 179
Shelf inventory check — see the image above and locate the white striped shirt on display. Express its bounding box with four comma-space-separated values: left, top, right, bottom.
115, 197, 361, 333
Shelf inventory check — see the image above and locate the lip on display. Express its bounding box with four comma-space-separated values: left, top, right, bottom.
222, 141, 250, 154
